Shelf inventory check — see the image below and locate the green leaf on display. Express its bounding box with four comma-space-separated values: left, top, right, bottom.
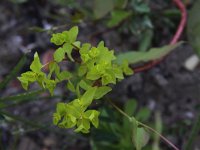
30, 52, 42, 73
79, 80, 91, 91
136, 108, 151, 122
54, 47, 65, 62
65, 99, 83, 118
86, 66, 102, 80
48, 62, 59, 79
97, 41, 116, 62
81, 53, 91, 63
133, 127, 150, 150
18, 71, 37, 90
139, 29, 153, 52
68, 26, 79, 43
45, 79, 56, 95
50, 33, 65, 45
124, 100, 137, 116
130, 117, 149, 149
53, 113, 61, 125
76, 83, 81, 98
107, 10, 131, 27
84, 110, 100, 128
68, 114, 77, 126
75, 124, 89, 133
89, 47, 100, 58
63, 114, 77, 128
123, 100, 137, 132
81, 87, 97, 105
58, 113, 77, 129
112, 66, 124, 79
73, 41, 81, 48
75, 117, 90, 133
57, 71, 72, 81
67, 80, 76, 92
101, 72, 116, 85
80, 118, 90, 131
122, 61, 133, 75
130, 117, 138, 132
20, 71, 36, 82
94, 86, 112, 99
62, 26, 79, 44
63, 43, 74, 61
78, 65, 87, 77
187, 0, 200, 57
80, 43, 91, 55
35, 72, 46, 88
116, 42, 183, 65
130, 117, 138, 139
17, 77, 29, 90
94, 0, 114, 19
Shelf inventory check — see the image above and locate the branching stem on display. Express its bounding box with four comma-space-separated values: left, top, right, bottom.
108, 100, 180, 150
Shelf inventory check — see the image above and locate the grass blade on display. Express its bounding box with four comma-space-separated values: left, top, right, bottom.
0, 55, 27, 89
0, 89, 44, 102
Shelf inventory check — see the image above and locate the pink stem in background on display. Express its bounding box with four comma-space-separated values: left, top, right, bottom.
134, 0, 187, 73
170, 0, 187, 44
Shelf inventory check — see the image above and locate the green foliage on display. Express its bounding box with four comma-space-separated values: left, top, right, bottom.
92, 0, 154, 49
131, 117, 150, 150
116, 42, 183, 65
30, 52, 43, 73
18, 53, 57, 95
17, 24, 180, 148
17, 23, 183, 149
54, 47, 65, 62
18, 26, 133, 133
107, 10, 131, 27
131, 0, 150, 13
53, 98, 100, 133
91, 100, 151, 150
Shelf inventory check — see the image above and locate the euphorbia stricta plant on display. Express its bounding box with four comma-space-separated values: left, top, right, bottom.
18, 26, 133, 133
18, 25, 182, 150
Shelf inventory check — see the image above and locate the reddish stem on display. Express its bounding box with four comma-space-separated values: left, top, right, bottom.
170, 0, 187, 45
134, 0, 187, 73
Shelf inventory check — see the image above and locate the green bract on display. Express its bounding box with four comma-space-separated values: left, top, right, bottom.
18, 26, 133, 133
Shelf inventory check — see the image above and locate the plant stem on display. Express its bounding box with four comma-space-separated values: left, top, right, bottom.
108, 100, 130, 119
153, 112, 162, 150
108, 100, 180, 150
138, 122, 179, 150
42, 60, 55, 69
71, 43, 80, 51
